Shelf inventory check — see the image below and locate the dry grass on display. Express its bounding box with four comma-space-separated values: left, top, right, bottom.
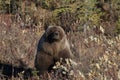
0, 14, 120, 80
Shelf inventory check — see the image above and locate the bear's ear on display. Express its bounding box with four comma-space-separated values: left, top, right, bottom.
57, 26, 61, 28
48, 26, 53, 28
44, 26, 53, 30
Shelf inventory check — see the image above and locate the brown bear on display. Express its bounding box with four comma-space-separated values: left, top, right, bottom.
35, 26, 73, 74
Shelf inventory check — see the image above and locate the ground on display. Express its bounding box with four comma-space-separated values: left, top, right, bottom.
0, 18, 120, 79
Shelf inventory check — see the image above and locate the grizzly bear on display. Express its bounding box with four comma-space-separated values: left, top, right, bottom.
35, 26, 73, 74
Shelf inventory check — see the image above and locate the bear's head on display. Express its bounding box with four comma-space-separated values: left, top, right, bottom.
45, 26, 66, 43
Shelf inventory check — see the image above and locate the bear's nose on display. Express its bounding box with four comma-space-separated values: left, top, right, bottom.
54, 32, 59, 35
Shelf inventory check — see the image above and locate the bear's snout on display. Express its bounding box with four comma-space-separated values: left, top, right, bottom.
54, 31, 59, 36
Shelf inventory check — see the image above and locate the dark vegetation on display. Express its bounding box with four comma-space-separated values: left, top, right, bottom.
0, 0, 120, 80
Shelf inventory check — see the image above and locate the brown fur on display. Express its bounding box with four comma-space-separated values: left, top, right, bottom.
35, 26, 73, 74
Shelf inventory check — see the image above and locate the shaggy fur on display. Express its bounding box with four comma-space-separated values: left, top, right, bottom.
35, 26, 73, 74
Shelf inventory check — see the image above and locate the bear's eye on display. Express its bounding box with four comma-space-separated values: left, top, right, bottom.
57, 30, 60, 33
